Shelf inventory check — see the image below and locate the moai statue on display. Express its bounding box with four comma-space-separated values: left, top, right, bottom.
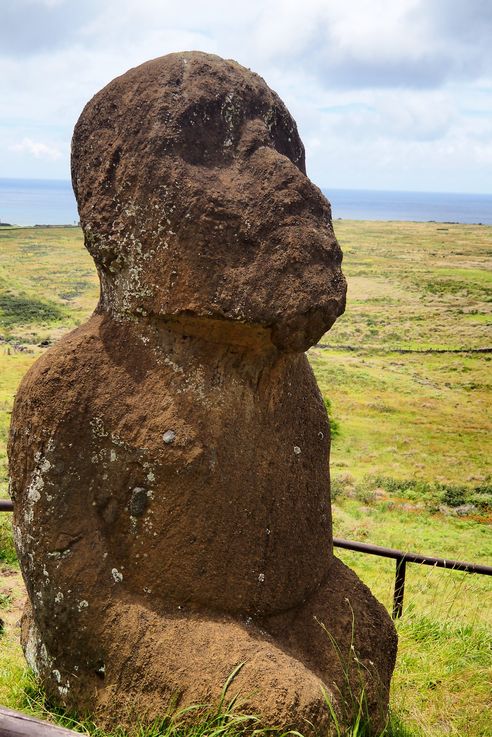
8, 52, 396, 734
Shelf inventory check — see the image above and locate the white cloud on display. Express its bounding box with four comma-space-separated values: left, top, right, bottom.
252, 0, 492, 89
0, 0, 491, 192
10, 137, 63, 160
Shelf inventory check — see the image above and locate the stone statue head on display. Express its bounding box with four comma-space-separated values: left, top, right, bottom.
72, 51, 346, 351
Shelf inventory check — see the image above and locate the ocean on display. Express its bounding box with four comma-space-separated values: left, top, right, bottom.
0, 178, 79, 227
1, 178, 491, 227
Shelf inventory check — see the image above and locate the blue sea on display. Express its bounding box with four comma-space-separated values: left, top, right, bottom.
0, 178, 79, 226
1, 178, 491, 226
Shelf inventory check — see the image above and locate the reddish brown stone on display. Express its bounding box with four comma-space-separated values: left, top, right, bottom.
8, 52, 396, 734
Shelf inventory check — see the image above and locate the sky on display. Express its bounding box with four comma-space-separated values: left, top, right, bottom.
1, 0, 491, 194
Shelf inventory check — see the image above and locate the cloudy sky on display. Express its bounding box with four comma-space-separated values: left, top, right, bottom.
1, 0, 491, 193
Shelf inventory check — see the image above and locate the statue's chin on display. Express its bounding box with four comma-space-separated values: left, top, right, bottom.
270, 308, 337, 353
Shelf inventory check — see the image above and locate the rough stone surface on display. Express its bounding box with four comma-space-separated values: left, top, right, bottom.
8, 52, 397, 734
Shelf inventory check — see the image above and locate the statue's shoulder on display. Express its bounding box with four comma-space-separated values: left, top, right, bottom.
13, 313, 106, 406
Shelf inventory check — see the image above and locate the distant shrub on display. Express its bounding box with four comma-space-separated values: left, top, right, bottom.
0, 515, 17, 564
370, 475, 433, 496
330, 473, 355, 500
369, 402, 396, 413
330, 477, 345, 500
424, 279, 466, 296
469, 493, 492, 511
0, 591, 12, 609
58, 279, 93, 301
0, 293, 66, 328
323, 397, 341, 439
474, 483, 492, 496
354, 478, 376, 504
362, 476, 492, 513
440, 485, 467, 508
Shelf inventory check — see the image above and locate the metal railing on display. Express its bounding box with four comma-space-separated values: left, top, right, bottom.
1, 500, 491, 619
332, 537, 492, 618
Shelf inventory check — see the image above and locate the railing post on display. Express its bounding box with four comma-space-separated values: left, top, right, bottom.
392, 556, 406, 619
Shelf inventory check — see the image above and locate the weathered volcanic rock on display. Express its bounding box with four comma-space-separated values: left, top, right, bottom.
8, 52, 396, 734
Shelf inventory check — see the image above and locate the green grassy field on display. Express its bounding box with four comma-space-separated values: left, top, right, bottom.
0, 222, 491, 737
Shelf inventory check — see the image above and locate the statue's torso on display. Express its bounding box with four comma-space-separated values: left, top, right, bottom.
9, 314, 333, 622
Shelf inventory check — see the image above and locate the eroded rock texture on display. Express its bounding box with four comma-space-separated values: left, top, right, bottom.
8, 52, 397, 734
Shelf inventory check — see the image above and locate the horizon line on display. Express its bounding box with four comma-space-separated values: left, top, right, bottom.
0, 176, 491, 198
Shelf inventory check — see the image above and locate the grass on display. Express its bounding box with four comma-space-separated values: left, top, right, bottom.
0, 222, 491, 737
332, 497, 491, 736
0, 630, 417, 737
327, 220, 491, 350
0, 641, 420, 737
0, 226, 97, 345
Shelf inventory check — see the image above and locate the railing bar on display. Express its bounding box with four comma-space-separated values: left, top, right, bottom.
333, 537, 492, 575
